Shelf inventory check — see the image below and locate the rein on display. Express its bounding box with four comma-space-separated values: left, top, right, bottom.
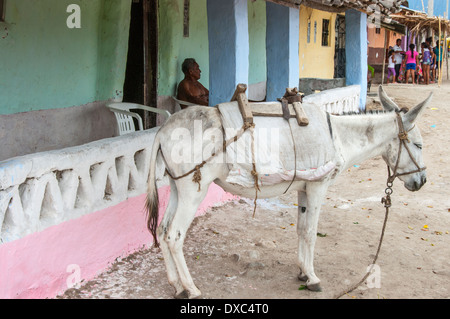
335, 111, 426, 299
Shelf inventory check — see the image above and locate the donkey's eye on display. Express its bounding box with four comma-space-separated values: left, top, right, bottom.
414, 143, 422, 150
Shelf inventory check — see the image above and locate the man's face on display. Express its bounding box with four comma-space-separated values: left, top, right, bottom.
397, 40, 401, 46
189, 63, 201, 80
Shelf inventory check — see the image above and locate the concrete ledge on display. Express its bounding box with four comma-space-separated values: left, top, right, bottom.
0, 101, 117, 162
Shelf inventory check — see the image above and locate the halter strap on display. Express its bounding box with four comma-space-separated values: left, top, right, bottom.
387, 112, 426, 184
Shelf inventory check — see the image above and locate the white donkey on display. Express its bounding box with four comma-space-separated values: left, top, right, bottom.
145, 86, 432, 299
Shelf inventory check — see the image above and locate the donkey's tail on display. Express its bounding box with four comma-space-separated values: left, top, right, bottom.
145, 134, 161, 248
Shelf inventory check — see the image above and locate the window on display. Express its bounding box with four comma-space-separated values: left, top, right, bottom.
0, 0, 5, 22
375, 28, 381, 34
314, 21, 317, 43
321, 19, 330, 46
307, 21, 311, 43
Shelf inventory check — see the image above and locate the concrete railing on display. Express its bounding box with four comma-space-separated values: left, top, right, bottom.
0, 128, 162, 244
303, 85, 361, 114
0, 85, 360, 244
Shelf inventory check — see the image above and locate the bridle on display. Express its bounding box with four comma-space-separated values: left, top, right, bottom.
386, 111, 427, 187
337, 110, 427, 299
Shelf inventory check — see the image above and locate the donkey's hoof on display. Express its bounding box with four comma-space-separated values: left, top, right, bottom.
307, 282, 322, 292
298, 273, 308, 282
189, 293, 203, 299
175, 290, 189, 299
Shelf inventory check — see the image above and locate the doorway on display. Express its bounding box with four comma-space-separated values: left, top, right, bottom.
334, 14, 346, 79
123, 0, 158, 129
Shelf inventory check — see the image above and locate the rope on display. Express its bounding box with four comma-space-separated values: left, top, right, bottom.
249, 123, 260, 218
334, 186, 391, 299
165, 121, 256, 191
334, 111, 424, 298
283, 119, 298, 195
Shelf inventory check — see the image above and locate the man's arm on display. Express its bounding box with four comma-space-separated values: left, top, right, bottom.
177, 81, 209, 106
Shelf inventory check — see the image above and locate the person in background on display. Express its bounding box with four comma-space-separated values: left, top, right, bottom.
393, 39, 404, 83
434, 41, 444, 82
404, 43, 419, 85
176, 58, 209, 109
421, 42, 432, 85
386, 49, 396, 84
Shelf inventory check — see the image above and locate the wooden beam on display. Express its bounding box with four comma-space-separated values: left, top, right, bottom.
0, 0, 5, 22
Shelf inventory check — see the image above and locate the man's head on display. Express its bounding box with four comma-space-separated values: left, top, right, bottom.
182, 58, 201, 80
396, 39, 401, 46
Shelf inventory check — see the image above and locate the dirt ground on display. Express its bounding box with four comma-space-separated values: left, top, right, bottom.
58, 82, 450, 300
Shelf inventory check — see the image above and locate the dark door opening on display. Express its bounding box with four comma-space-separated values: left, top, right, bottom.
123, 0, 158, 129
334, 14, 346, 79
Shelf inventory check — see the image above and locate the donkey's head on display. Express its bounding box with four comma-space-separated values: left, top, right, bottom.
378, 86, 433, 191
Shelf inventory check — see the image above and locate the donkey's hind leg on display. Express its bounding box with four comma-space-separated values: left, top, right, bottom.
165, 177, 211, 299
157, 178, 186, 298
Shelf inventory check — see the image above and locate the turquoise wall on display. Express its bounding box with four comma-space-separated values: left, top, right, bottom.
248, 0, 266, 85
158, 0, 210, 97
158, 0, 268, 98
0, 0, 131, 115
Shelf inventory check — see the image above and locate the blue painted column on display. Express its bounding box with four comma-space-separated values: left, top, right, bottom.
345, 9, 368, 110
207, 0, 249, 106
266, 3, 299, 102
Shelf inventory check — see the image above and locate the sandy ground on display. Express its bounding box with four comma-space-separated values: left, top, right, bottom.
58, 82, 450, 300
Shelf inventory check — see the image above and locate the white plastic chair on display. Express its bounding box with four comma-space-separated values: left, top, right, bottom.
106, 102, 171, 136
172, 96, 199, 108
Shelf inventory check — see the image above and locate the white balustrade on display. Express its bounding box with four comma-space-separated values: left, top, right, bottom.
0, 127, 163, 244
0, 85, 361, 244
303, 85, 361, 114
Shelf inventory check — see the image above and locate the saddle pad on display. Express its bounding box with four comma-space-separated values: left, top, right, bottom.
217, 101, 336, 188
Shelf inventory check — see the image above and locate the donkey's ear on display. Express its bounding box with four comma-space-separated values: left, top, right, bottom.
403, 92, 433, 128
378, 86, 399, 112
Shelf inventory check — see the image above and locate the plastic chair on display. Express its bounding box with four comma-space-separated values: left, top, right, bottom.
172, 96, 199, 109
106, 102, 171, 136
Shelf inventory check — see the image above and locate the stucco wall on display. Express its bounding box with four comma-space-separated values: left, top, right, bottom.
298, 6, 336, 79
248, 0, 267, 86
157, 0, 210, 98
0, 0, 131, 160
0, 0, 131, 115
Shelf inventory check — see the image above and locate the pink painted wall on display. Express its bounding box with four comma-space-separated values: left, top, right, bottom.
0, 184, 236, 299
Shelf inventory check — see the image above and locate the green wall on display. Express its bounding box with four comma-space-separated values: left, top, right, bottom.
248, 0, 266, 85
158, 0, 210, 97
0, 0, 131, 115
157, 0, 267, 97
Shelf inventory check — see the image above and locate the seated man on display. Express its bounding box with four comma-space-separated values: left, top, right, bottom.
176, 58, 209, 109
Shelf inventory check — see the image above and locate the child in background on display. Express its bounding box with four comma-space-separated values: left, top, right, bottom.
387, 49, 396, 84
422, 43, 432, 85
404, 43, 419, 84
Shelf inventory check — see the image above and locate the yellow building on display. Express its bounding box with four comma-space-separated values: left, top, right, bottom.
299, 6, 337, 79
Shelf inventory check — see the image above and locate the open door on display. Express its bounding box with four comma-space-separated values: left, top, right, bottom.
123, 0, 158, 129
334, 14, 346, 79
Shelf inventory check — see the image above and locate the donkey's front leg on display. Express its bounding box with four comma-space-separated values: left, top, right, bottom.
296, 182, 329, 292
